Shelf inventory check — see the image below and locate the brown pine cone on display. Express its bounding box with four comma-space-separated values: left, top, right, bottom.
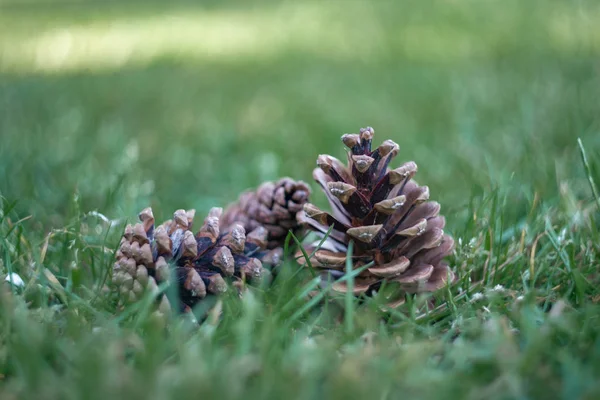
221, 178, 311, 249
297, 127, 455, 309
112, 207, 281, 318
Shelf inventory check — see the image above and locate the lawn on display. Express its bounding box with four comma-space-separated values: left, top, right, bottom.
1, 0, 600, 398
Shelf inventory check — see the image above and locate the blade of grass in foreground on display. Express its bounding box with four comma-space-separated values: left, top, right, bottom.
285, 262, 372, 326
292, 224, 335, 262
282, 224, 335, 283
577, 138, 600, 212
289, 231, 316, 277
344, 240, 354, 334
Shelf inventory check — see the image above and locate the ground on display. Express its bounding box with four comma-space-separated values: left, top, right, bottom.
0, 1, 599, 399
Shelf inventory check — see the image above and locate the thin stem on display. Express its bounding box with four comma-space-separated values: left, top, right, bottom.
344, 240, 355, 334
578, 138, 600, 211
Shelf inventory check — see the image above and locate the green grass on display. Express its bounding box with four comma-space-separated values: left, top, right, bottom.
1, 0, 600, 398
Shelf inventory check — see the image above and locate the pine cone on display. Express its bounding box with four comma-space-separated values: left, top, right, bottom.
221, 178, 311, 249
112, 207, 281, 317
297, 127, 454, 308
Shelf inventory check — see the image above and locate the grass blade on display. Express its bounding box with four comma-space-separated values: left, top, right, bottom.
344, 240, 354, 334
577, 138, 600, 211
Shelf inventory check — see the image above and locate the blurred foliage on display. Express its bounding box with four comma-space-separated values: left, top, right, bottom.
0, 0, 599, 229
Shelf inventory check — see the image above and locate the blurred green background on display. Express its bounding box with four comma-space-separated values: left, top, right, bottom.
1, 0, 599, 230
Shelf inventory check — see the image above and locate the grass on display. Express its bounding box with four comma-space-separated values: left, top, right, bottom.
1, 0, 600, 398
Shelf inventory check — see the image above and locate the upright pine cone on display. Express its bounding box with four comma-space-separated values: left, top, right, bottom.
221, 178, 311, 249
298, 127, 454, 308
112, 207, 280, 317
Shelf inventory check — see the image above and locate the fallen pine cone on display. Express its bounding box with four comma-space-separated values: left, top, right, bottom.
221, 178, 311, 249
112, 207, 281, 319
297, 127, 455, 309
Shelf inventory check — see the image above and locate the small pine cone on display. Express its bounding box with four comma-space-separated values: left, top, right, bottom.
297, 127, 455, 309
221, 178, 311, 249
112, 207, 282, 317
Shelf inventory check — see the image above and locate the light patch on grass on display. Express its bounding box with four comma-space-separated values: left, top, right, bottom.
549, 6, 600, 52
0, 5, 381, 73
1, 2, 600, 74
